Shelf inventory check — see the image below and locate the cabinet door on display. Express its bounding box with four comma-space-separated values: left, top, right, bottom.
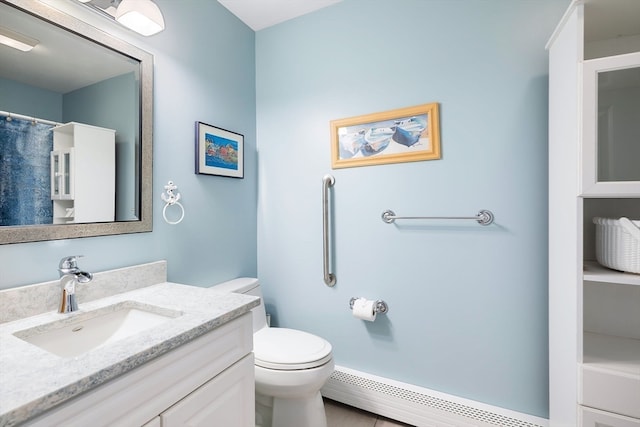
161, 354, 255, 427
581, 406, 640, 427
582, 51, 640, 196
141, 417, 161, 427
50, 148, 74, 200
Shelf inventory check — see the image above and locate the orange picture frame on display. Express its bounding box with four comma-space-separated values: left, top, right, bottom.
330, 103, 441, 169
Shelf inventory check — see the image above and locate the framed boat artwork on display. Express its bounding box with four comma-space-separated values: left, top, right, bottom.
195, 121, 244, 178
330, 103, 441, 169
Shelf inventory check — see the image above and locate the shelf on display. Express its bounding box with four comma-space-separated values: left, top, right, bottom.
583, 261, 640, 286
584, 332, 640, 375
581, 332, 640, 419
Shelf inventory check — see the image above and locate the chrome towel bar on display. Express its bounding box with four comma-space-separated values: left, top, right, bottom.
381, 209, 494, 226
322, 175, 336, 287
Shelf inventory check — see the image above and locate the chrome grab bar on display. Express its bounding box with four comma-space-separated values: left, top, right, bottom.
381, 209, 494, 226
322, 175, 336, 287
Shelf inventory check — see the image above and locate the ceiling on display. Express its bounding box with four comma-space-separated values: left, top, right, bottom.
0, 2, 137, 94
75, 0, 345, 31
216, 0, 343, 31
0, 0, 343, 95
3, 0, 638, 95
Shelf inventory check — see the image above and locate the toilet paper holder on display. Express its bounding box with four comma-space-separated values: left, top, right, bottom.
349, 297, 389, 314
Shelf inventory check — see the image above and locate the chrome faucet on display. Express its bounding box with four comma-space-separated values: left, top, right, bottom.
58, 255, 93, 313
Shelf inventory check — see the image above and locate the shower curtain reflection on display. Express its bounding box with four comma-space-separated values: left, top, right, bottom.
0, 117, 54, 226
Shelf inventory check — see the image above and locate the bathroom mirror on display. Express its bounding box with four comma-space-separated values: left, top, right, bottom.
0, 0, 153, 244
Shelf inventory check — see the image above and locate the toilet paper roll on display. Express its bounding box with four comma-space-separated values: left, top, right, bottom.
352, 298, 377, 322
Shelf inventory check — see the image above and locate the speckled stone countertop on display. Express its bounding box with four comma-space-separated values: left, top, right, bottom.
0, 282, 259, 426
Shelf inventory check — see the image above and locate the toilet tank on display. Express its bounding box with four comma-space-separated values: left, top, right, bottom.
208, 277, 267, 332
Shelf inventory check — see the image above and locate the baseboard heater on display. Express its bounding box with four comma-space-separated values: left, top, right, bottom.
321, 366, 549, 427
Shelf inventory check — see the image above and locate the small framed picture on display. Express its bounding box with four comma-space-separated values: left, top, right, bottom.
195, 121, 244, 178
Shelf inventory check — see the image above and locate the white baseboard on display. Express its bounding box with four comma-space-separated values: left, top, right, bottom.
321, 366, 549, 427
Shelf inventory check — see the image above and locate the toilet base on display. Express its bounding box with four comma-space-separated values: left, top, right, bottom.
255, 391, 327, 427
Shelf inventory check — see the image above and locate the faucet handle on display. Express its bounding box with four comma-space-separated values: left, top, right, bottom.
58, 255, 84, 270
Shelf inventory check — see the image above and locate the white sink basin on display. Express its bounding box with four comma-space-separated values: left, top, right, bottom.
14, 302, 182, 358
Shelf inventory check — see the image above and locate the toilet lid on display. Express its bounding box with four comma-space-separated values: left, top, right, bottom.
253, 328, 333, 370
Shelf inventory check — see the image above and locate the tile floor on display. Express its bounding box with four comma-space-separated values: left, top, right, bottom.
324, 398, 413, 427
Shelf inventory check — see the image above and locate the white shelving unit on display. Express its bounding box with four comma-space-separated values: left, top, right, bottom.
581, 262, 640, 423
51, 122, 116, 224
582, 332, 640, 420
548, 0, 640, 426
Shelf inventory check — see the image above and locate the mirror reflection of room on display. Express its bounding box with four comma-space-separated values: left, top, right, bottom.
0, 1, 141, 226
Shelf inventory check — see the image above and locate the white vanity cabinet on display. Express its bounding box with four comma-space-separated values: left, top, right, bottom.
50, 122, 115, 224
141, 355, 254, 427
23, 313, 255, 427
548, 1, 640, 426
159, 354, 254, 426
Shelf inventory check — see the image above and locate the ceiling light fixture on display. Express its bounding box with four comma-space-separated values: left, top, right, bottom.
115, 0, 165, 36
0, 26, 39, 52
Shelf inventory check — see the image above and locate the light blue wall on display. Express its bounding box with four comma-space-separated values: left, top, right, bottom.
0, 0, 257, 288
0, 77, 62, 121
1, 0, 571, 419
256, 0, 569, 418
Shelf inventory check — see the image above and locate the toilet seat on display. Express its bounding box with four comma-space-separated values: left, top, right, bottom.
254, 328, 333, 370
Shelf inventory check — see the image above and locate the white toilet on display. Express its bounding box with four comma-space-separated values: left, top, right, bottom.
210, 278, 334, 427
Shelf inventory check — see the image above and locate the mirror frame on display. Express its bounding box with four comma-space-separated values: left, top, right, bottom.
0, 0, 153, 244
